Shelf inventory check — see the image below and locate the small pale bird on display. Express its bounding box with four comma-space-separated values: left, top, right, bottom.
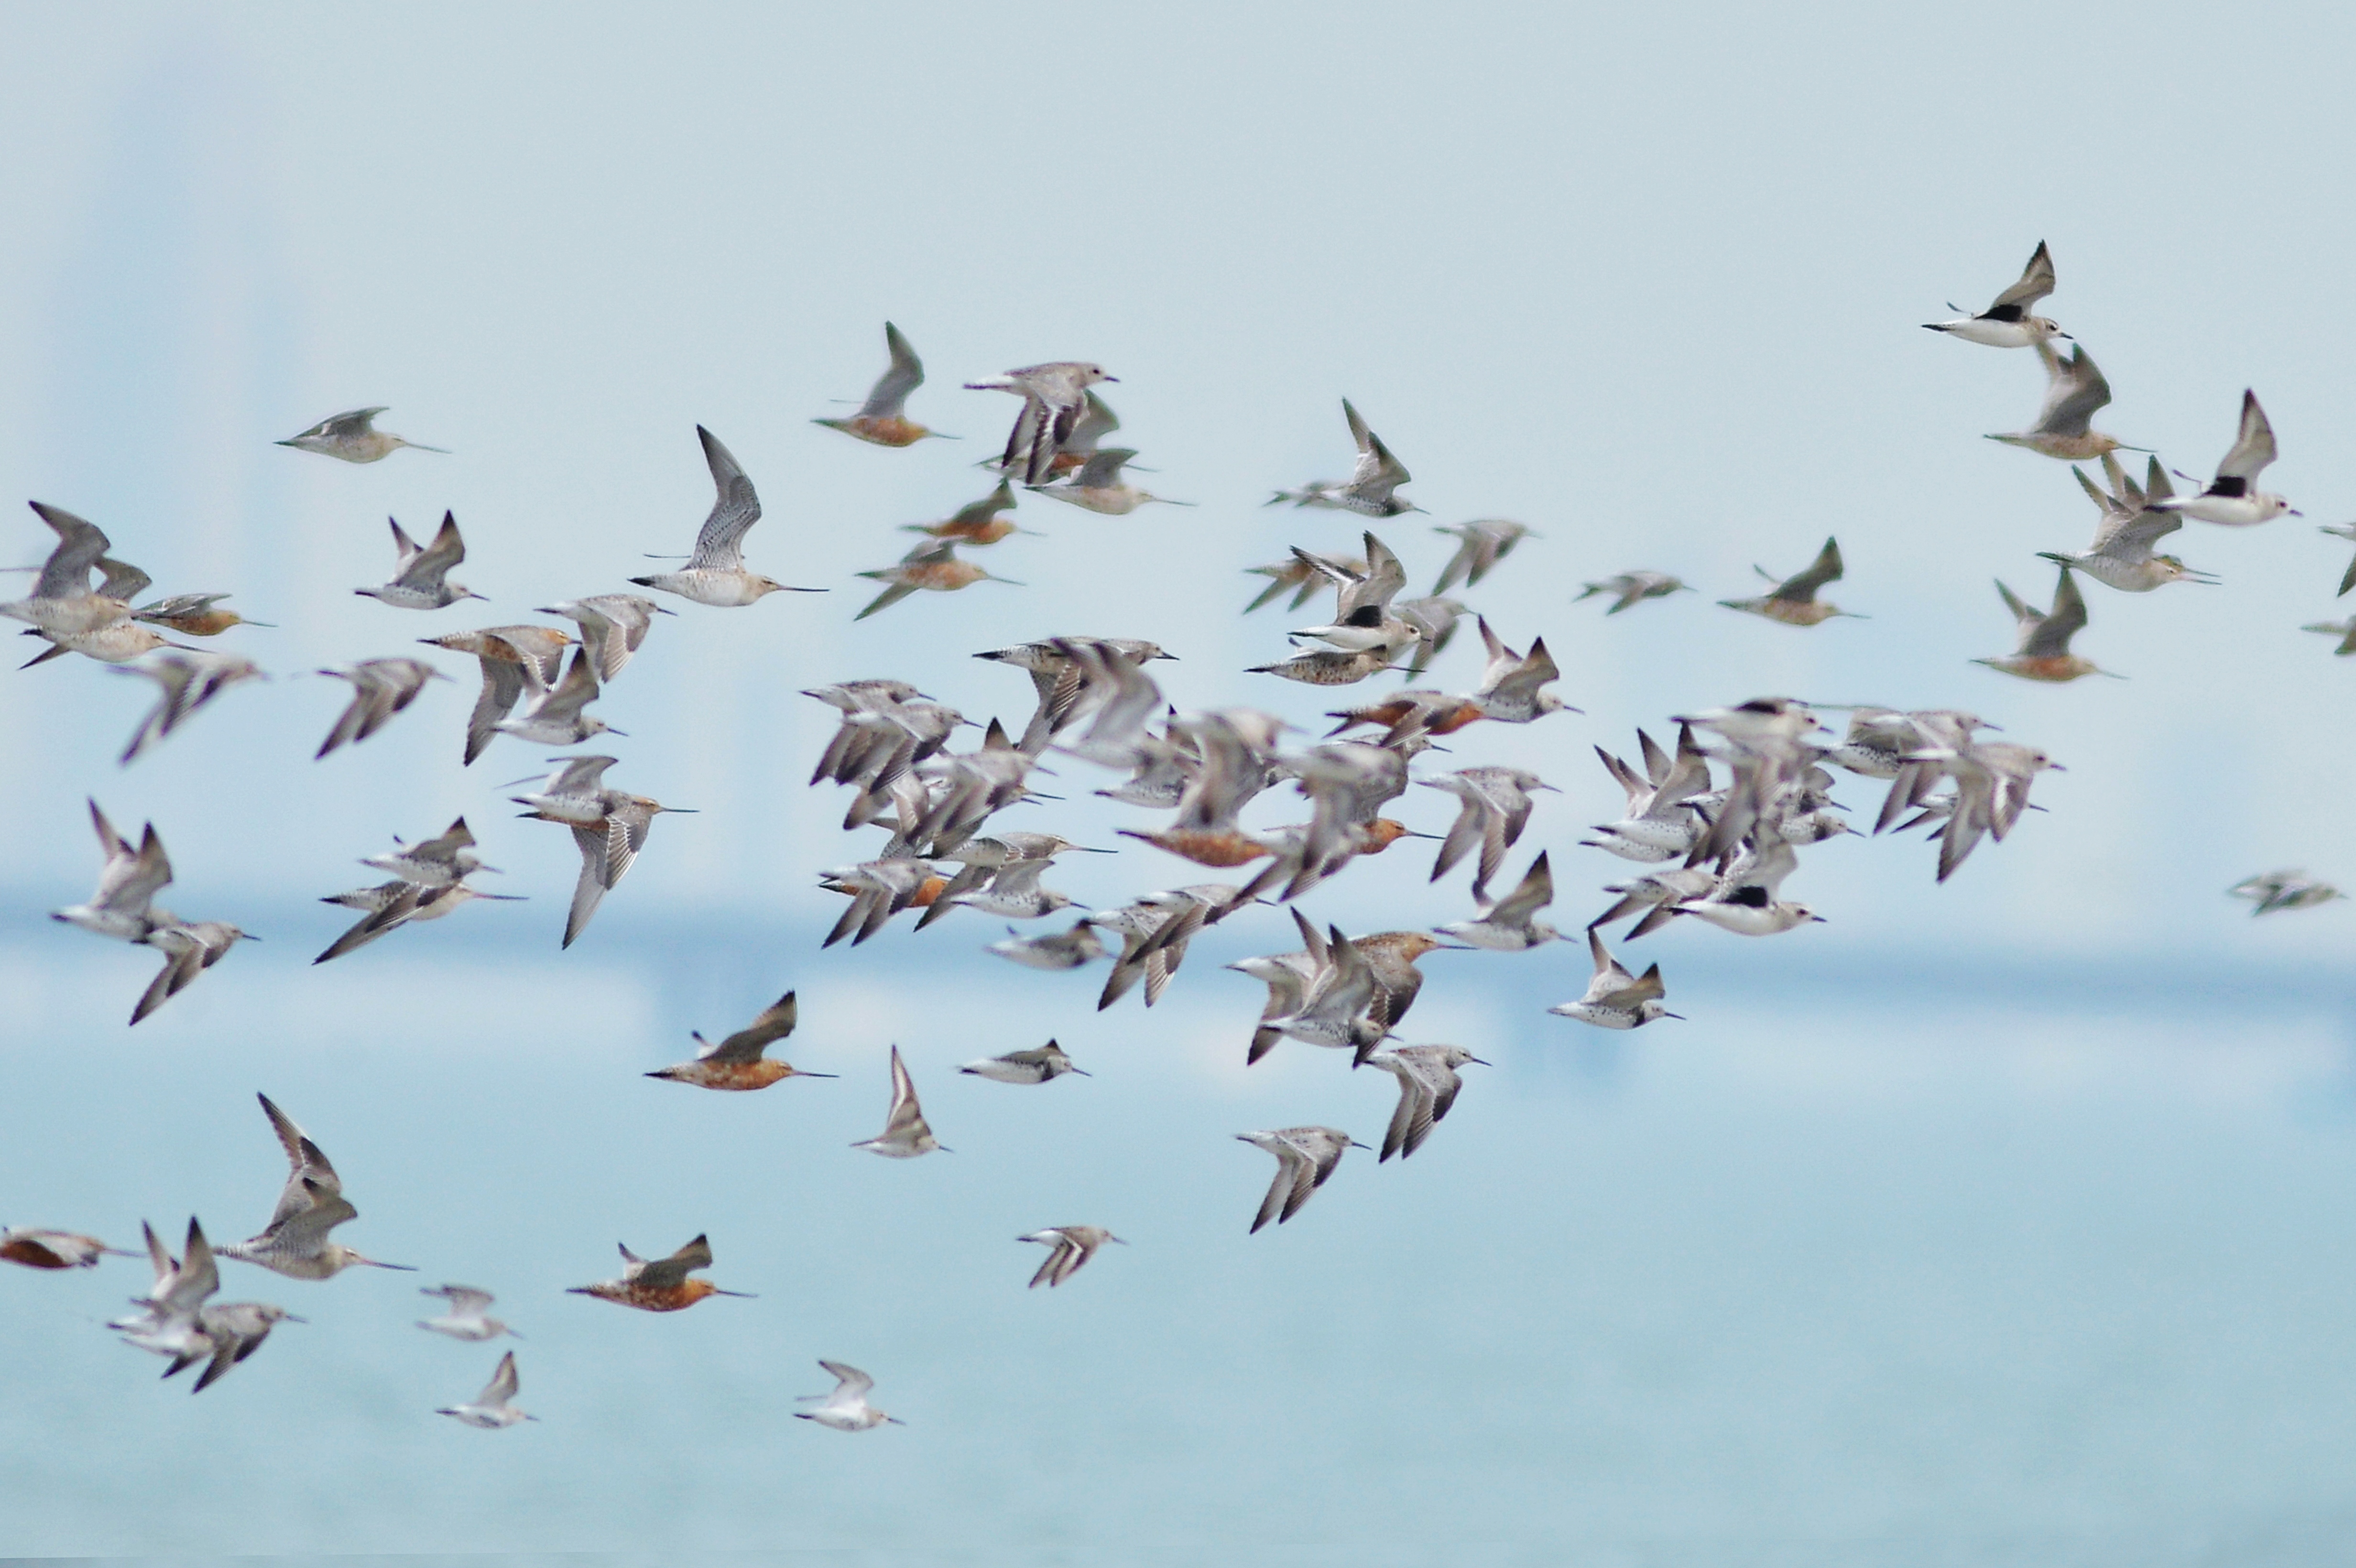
1018, 1226, 1125, 1288
1547, 928, 1678, 1029
795, 1361, 903, 1430
1237, 1126, 1365, 1233
356, 513, 484, 609
2229, 870, 2345, 915
437, 1350, 537, 1428
1921, 240, 2066, 347
1363, 1045, 1485, 1161
1268, 399, 1418, 517
276, 407, 447, 463
417, 1285, 519, 1342
960, 1041, 1089, 1083
535, 595, 672, 681
852, 1045, 945, 1156
1577, 570, 1690, 614
644, 991, 835, 1090
315, 658, 446, 759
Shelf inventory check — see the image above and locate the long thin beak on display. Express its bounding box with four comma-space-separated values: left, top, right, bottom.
790, 1070, 840, 1078
282, 1314, 309, 1324
712, 1289, 759, 1298
362, 1257, 420, 1271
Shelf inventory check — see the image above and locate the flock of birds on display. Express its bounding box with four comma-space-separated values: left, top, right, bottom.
2, 246, 2343, 1426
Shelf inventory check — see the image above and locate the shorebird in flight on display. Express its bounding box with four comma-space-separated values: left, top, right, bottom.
631, 426, 823, 606
644, 991, 835, 1090
965, 360, 1118, 484
1719, 538, 1861, 625
1975, 565, 2114, 682
417, 1285, 520, 1342
568, 1234, 753, 1312
438, 1350, 536, 1427
813, 323, 945, 446
1017, 1226, 1125, 1288
852, 1046, 945, 1156
1237, 1127, 1365, 1233
2149, 389, 2298, 526
1269, 400, 1418, 517
1922, 240, 2067, 347
276, 407, 446, 463
356, 514, 483, 610
216, 1094, 415, 1279
1986, 341, 2140, 460
315, 658, 446, 759
1364, 1045, 1484, 1161
796, 1361, 903, 1429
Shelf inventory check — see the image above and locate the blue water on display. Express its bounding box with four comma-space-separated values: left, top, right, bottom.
5, 916, 2355, 1565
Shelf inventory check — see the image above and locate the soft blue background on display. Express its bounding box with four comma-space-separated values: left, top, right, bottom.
4, 3, 2356, 1563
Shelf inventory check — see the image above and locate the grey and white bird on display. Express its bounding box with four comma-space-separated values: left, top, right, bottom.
960, 1041, 1090, 1084
851, 1046, 945, 1157
1431, 519, 1534, 592
113, 651, 264, 765
1422, 766, 1556, 898
986, 921, 1109, 971
53, 799, 171, 942
1268, 400, 1417, 517
419, 625, 575, 766
418, 1285, 519, 1342
131, 916, 255, 1026
2039, 455, 2214, 592
492, 648, 619, 747
1436, 850, 1560, 952
535, 595, 672, 681
276, 407, 447, 463
216, 1094, 415, 1279
2229, 870, 2345, 915
966, 360, 1119, 485
315, 658, 446, 759
1577, 570, 1690, 614
1364, 1045, 1485, 1161
356, 513, 483, 610
2150, 389, 2297, 527
1236, 1127, 1365, 1233
1548, 928, 1679, 1029
437, 1350, 536, 1428
630, 426, 823, 606
1017, 1226, 1124, 1288
1921, 240, 2067, 347
1470, 618, 1574, 721
795, 1361, 904, 1430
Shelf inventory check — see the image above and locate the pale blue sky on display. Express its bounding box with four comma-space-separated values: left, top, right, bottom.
6, 5, 2356, 1562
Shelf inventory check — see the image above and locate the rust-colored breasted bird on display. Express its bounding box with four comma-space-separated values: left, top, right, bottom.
645, 991, 836, 1091
813, 322, 945, 447
567, 1234, 754, 1312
